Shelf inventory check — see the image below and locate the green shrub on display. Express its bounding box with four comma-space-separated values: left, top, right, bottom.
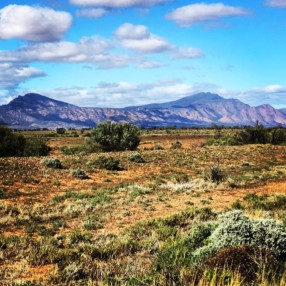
0, 126, 50, 157
0, 126, 26, 156
88, 156, 121, 171
23, 138, 51, 156
71, 169, 87, 179
239, 125, 271, 144
205, 166, 225, 184
244, 193, 286, 211
89, 121, 140, 152
128, 153, 145, 163
231, 199, 245, 210
43, 158, 62, 169
56, 128, 66, 135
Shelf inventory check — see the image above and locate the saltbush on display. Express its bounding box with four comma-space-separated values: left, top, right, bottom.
71, 169, 87, 179
128, 153, 145, 163
43, 158, 62, 169
211, 210, 286, 259
88, 156, 121, 171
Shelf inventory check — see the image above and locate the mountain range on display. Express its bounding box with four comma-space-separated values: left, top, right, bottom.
0, 92, 286, 129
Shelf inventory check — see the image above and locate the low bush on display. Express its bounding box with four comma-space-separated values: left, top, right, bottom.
128, 153, 145, 163
43, 158, 62, 169
0, 126, 50, 157
210, 210, 286, 259
205, 166, 226, 184
71, 169, 87, 179
88, 156, 121, 171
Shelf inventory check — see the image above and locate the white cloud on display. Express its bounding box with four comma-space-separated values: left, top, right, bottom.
0, 63, 46, 89
173, 47, 204, 59
115, 23, 172, 53
0, 35, 165, 69
24, 79, 216, 107
0, 5, 72, 41
218, 84, 286, 109
166, 3, 250, 27
76, 8, 109, 18
0, 37, 125, 68
115, 23, 204, 57
265, 0, 286, 7
70, 0, 170, 8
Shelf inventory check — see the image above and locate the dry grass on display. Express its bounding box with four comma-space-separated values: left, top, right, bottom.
1, 129, 286, 284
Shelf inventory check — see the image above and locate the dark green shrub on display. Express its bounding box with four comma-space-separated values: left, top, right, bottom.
71, 169, 87, 179
23, 138, 51, 156
270, 128, 286, 145
231, 199, 245, 210
56, 128, 66, 135
244, 193, 286, 211
89, 156, 121, 171
43, 158, 62, 169
239, 124, 270, 144
0, 126, 50, 157
89, 121, 140, 152
205, 166, 225, 184
128, 153, 145, 163
0, 126, 26, 156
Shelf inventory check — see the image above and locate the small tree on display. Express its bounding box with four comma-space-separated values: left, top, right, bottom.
89, 121, 140, 152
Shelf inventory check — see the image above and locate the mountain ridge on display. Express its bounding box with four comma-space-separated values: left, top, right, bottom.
0, 92, 286, 129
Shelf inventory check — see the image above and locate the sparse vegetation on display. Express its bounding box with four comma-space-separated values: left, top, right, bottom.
1, 127, 286, 285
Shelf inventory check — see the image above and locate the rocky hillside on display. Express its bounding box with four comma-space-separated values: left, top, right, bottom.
0, 92, 286, 129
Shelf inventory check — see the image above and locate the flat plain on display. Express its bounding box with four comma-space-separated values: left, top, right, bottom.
1, 128, 286, 285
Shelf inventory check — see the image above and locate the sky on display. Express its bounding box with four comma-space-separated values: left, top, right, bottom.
1, 0, 286, 108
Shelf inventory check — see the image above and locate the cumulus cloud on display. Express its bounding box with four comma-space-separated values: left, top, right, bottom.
115, 23, 173, 53
0, 35, 165, 69
217, 84, 286, 109
115, 23, 204, 57
0, 5, 72, 41
265, 0, 286, 7
25, 79, 215, 107
166, 3, 250, 27
70, 0, 170, 8
0, 63, 46, 89
76, 8, 109, 18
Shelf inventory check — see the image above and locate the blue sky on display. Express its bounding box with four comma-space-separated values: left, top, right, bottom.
1, 0, 286, 108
